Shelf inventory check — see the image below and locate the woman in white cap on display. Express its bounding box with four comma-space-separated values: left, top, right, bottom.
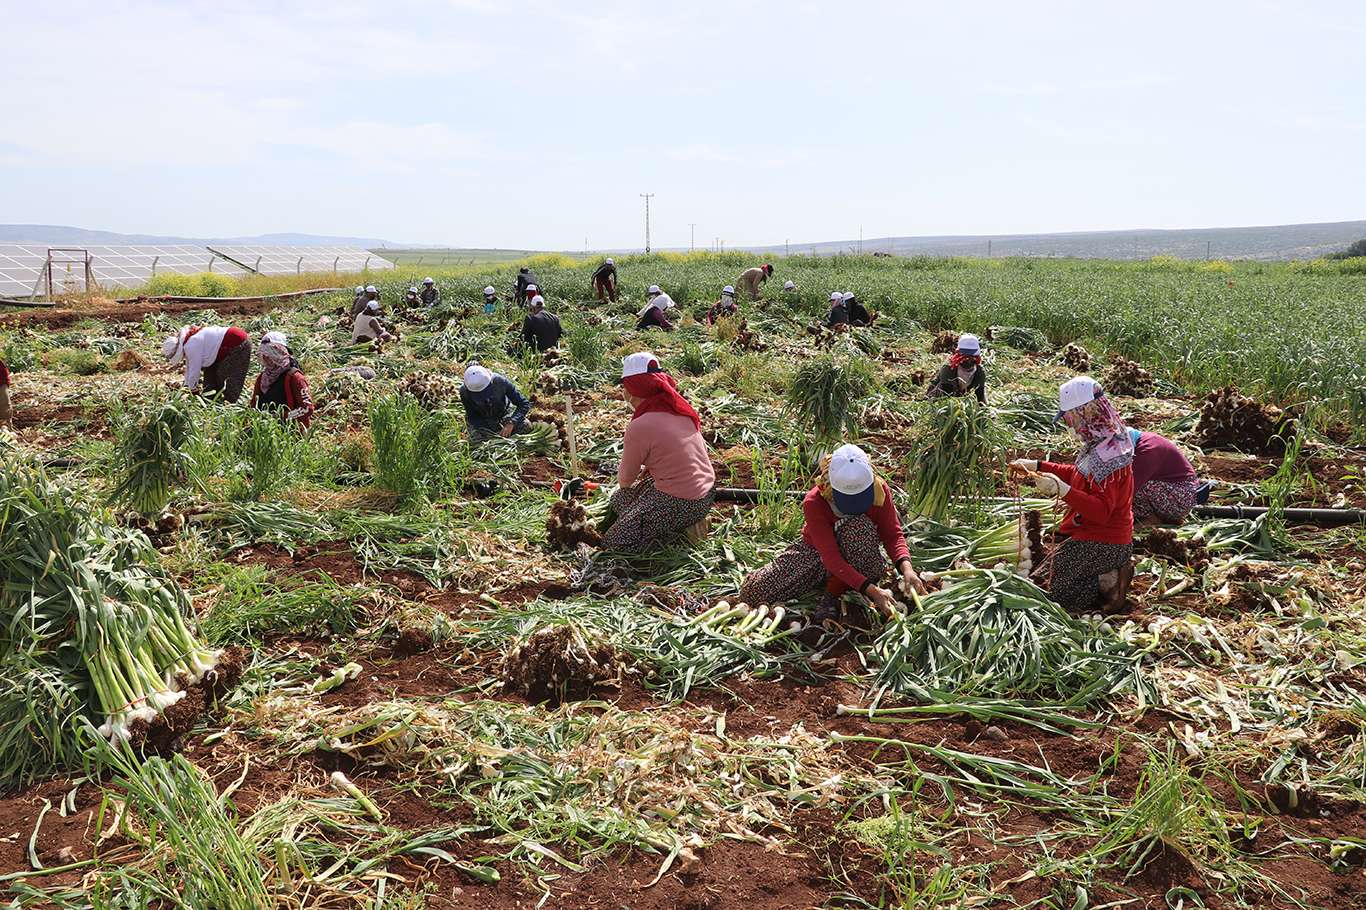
352, 285, 380, 318
591, 257, 618, 302
352, 300, 394, 346
824, 291, 849, 327
782, 280, 797, 294
248, 331, 314, 428
739, 444, 925, 635
927, 334, 987, 403
404, 285, 421, 307
522, 295, 563, 352
458, 363, 532, 442
704, 286, 739, 325
482, 285, 498, 313
842, 292, 872, 327
161, 324, 252, 403
636, 286, 675, 331
601, 352, 715, 551
352, 285, 366, 312
1010, 377, 1135, 613
420, 277, 440, 307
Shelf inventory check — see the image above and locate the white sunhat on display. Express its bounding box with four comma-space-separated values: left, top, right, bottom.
161, 328, 189, 363
463, 364, 493, 392
483, 285, 496, 296
647, 284, 662, 295
1055, 376, 1102, 422
365, 285, 376, 293
606, 257, 614, 265
262, 330, 288, 347
828, 443, 876, 515
829, 291, 843, 302
408, 286, 419, 293
842, 292, 856, 302
957, 333, 981, 354
355, 285, 365, 293
621, 351, 660, 379
365, 300, 380, 312
530, 295, 545, 308
722, 285, 735, 297
783, 280, 795, 291
423, 276, 434, 284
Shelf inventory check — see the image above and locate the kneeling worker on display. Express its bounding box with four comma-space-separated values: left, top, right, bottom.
522, 295, 563, 352
459, 363, 532, 442
927, 333, 987, 403
249, 331, 314, 427
636, 285, 675, 331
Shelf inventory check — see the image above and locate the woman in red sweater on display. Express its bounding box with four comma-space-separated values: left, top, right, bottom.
1011, 377, 1134, 613
248, 331, 314, 428
740, 444, 926, 633
599, 352, 715, 551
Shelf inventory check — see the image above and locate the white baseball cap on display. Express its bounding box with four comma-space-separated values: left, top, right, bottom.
483, 285, 496, 296
1055, 376, 1101, 422
828, 443, 876, 515
829, 291, 843, 302
423, 277, 433, 284
530, 294, 545, 308
621, 351, 660, 379
463, 364, 493, 392
842, 292, 856, 302
526, 284, 538, 292
408, 286, 419, 293
355, 285, 365, 293
957, 333, 981, 354
365, 300, 380, 312
365, 285, 376, 293
262, 330, 288, 347
722, 285, 735, 296
783, 280, 795, 290
647, 285, 662, 295
606, 258, 614, 265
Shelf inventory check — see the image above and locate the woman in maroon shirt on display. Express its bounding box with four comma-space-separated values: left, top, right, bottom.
1011, 377, 1135, 613
740, 444, 926, 635
1127, 428, 1198, 524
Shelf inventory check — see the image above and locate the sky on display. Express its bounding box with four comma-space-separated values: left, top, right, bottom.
2, 0, 1364, 250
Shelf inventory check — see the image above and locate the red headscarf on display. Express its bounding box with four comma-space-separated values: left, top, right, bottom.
623, 370, 701, 430
948, 351, 980, 369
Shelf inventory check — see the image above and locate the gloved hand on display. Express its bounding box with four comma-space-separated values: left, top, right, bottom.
1009, 458, 1038, 474
1034, 473, 1071, 498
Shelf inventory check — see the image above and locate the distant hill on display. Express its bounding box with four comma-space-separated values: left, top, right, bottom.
0, 224, 405, 249
746, 220, 1366, 261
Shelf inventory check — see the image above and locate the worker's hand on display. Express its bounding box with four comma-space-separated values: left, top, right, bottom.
900, 563, 927, 596
1009, 458, 1039, 475
1034, 473, 1071, 498
865, 584, 899, 618
499, 422, 515, 438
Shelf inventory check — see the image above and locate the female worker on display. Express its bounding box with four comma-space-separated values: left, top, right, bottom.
704, 285, 739, 324
636, 286, 675, 331
1010, 377, 1134, 614
739, 444, 926, 634
248, 331, 314, 428
1128, 427, 1199, 524
0, 355, 11, 427
927, 333, 987, 403
600, 352, 715, 551
161, 324, 252, 403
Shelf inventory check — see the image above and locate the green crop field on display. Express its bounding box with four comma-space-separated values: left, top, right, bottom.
2, 251, 1366, 909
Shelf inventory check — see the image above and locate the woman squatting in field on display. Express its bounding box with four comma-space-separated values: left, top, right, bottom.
248, 331, 314, 428
1127, 427, 1200, 524
162, 324, 252, 403
927, 333, 987, 403
1011, 377, 1135, 613
599, 352, 716, 551
739, 444, 927, 640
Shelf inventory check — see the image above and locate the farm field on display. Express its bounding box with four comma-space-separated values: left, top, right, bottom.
3, 253, 1366, 909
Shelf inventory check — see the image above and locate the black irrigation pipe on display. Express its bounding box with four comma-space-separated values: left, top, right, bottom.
710, 487, 1366, 527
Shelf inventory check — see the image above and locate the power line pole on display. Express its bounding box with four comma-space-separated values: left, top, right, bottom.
858, 225, 863, 255
689, 223, 696, 252
639, 193, 655, 253
785, 238, 790, 257
1206, 240, 1212, 260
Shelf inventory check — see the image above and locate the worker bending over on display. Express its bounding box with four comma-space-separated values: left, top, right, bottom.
162, 324, 252, 403
459, 363, 532, 442
591, 258, 618, 302
737, 263, 774, 300
1128, 428, 1199, 524
522, 295, 563, 352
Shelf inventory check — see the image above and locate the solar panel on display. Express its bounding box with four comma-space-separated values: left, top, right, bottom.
208, 246, 395, 276
0, 244, 391, 298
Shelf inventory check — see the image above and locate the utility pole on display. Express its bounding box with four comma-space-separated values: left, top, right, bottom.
639, 193, 655, 253
987, 239, 992, 258
785, 238, 790, 257
1206, 240, 1212, 260
689, 223, 696, 252
859, 225, 863, 255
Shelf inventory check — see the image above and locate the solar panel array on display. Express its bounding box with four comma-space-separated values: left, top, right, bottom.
0, 244, 393, 298
208, 246, 394, 276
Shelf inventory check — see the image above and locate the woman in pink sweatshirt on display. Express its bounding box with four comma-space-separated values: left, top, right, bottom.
599, 352, 716, 551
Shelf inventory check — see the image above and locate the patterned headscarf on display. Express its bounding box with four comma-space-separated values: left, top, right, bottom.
257, 332, 293, 391
1063, 394, 1134, 483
